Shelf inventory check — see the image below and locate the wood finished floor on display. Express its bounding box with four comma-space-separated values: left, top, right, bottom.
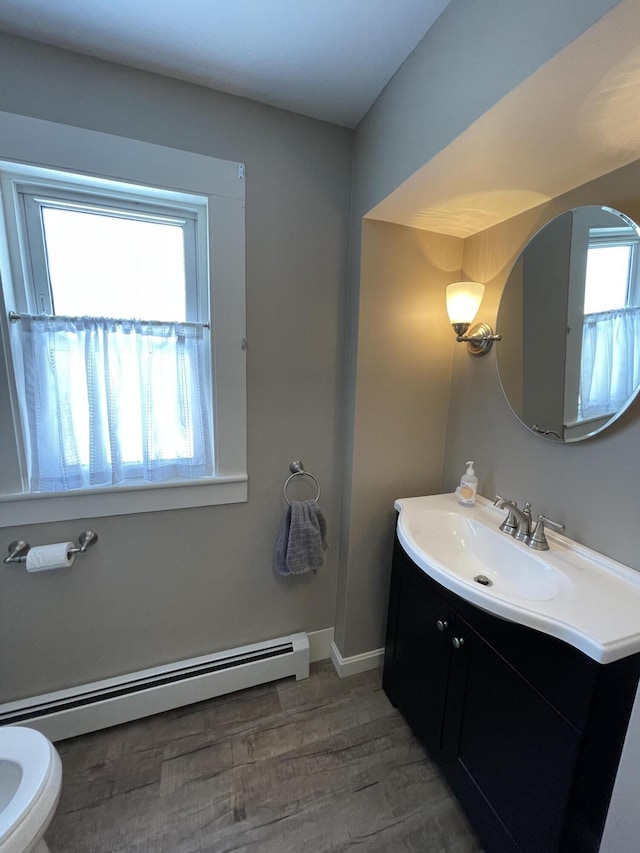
47, 662, 483, 852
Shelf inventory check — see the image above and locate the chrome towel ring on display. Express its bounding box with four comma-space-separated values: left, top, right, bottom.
283, 460, 321, 506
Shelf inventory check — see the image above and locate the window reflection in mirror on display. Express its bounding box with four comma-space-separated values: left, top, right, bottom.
497, 206, 640, 442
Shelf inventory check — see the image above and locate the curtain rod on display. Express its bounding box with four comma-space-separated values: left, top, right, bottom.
8, 311, 210, 329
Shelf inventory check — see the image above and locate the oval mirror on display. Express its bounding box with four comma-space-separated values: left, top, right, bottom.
497, 205, 640, 442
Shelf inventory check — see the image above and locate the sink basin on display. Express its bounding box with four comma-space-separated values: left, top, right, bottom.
406, 508, 563, 601
395, 493, 640, 663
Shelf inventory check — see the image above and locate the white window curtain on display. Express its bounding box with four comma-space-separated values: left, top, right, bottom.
18, 315, 212, 492
579, 306, 640, 420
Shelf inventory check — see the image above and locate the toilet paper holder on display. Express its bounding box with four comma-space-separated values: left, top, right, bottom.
3, 530, 98, 564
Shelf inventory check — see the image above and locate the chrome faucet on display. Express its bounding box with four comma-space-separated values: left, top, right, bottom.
494, 496, 532, 543
494, 495, 565, 550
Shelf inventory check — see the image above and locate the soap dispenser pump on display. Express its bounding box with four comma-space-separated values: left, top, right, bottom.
457, 460, 478, 506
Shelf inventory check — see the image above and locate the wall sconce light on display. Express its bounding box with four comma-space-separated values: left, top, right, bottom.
446, 281, 501, 357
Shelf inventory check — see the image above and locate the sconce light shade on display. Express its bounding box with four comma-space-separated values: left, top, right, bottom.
446, 281, 485, 327
445, 280, 501, 357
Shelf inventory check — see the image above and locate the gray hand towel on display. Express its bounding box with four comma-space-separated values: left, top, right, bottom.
275, 499, 328, 575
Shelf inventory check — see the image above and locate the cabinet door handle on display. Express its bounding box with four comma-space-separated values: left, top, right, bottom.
452, 637, 465, 649
436, 619, 448, 631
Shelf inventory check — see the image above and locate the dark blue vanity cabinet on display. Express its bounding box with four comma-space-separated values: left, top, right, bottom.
383, 534, 640, 853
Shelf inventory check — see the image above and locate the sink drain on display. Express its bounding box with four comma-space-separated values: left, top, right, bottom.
474, 574, 493, 587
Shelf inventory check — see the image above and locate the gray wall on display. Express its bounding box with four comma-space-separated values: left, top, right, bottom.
334, 220, 462, 656
339, 0, 622, 658
0, 33, 352, 701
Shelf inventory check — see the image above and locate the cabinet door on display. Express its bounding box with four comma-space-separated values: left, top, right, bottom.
387, 558, 455, 757
444, 617, 581, 853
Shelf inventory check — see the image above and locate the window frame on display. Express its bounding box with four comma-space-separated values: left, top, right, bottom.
0, 111, 247, 526
17, 185, 204, 321
585, 228, 640, 312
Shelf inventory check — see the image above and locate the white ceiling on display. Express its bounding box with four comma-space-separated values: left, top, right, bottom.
0, 0, 451, 128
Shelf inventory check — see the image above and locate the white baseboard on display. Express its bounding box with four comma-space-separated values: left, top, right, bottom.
307, 627, 334, 662
0, 633, 309, 742
329, 641, 385, 678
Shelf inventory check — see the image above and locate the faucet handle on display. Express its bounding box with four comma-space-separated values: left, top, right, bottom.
529, 514, 565, 551
494, 495, 519, 536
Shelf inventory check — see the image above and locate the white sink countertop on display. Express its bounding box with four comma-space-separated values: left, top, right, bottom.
395, 493, 640, 664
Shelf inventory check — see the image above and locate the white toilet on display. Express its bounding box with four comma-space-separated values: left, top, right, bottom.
0, 726, 62, 853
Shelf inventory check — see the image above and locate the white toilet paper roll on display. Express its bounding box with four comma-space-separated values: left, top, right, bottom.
25, 542, 75, 572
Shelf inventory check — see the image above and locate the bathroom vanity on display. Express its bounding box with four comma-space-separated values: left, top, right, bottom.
383, 495, 640, 853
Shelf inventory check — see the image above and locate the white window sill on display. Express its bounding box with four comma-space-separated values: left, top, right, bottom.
564, 412, 616, 429
0, 476, 248, 527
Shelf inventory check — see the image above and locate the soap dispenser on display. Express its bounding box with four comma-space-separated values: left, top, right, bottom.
456, 460, 478, 506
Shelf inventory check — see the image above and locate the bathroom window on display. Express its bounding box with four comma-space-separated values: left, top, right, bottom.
25, 195, 195, 320
577, 228, 640, 422
583, 238, 638, 313
0, 112, 246, 525
9, 182, 211, 492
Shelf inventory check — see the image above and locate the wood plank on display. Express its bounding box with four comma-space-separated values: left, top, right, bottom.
45, 662, 483, 853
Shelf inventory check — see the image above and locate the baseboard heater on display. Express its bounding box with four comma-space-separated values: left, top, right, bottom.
0, 632, 309, 742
